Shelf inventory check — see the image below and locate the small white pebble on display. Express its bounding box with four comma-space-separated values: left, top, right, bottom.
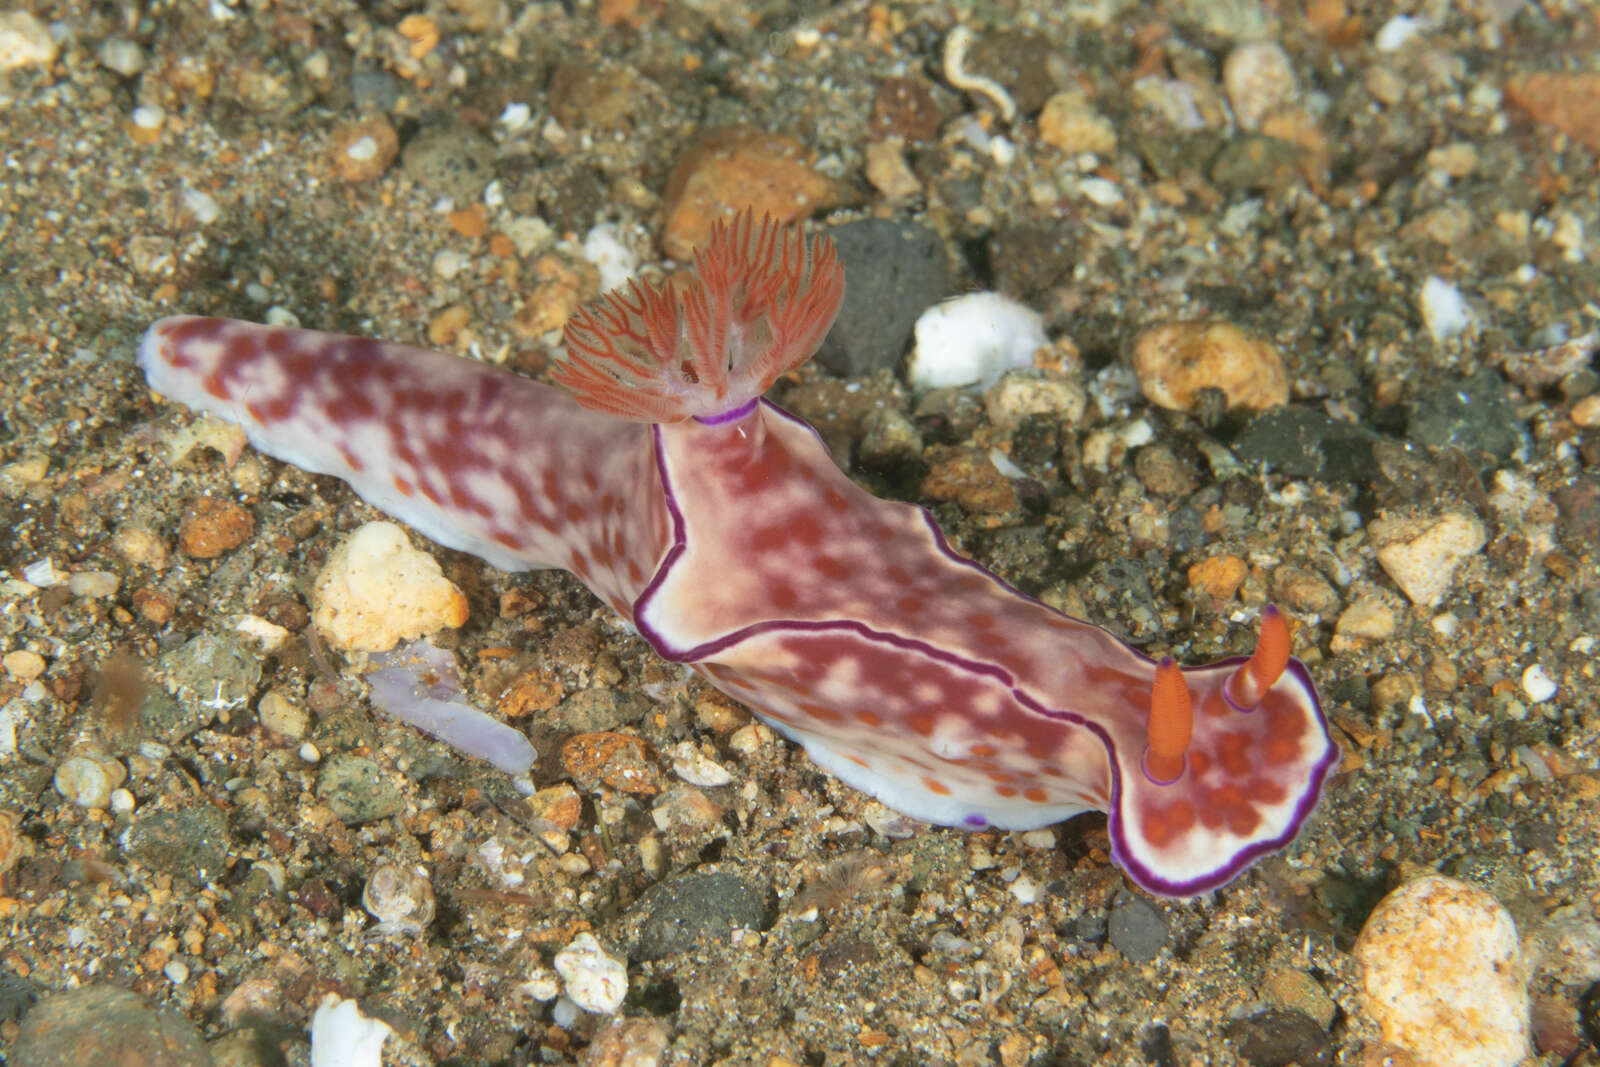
1077, 176, 1123, 206
1419, 276, 1472, 342
516, 968, 561, 1002
1520, 664, 1557, 703
344, 135, 378, 162
671, 742, 734, 787
21, 558, 61, 587
164, 959, 190, 985
1009, 875, 1043, 905
792, 25, 821, 48
433, 249, 468, 281
1018, 829, 1056, 849
554, 933, 627, 1014
499, 102, 532, 131
183, 187, 221, 225
299, 741, 322, 763
1431, 612, 1459, 638
110, 788, 136, 815
310, 995, 392, 1067
1375, 14, 1426, 51
131, 105, 165, 130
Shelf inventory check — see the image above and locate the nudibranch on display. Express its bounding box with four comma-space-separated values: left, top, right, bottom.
139, 213, 1335, 896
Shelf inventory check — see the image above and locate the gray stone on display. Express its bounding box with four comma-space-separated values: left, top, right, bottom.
633, 869, 775, 961
316, 755, 403, 824
815, 219, 947, 379
401, 123, 497, 205
126, 807, 231, 883
1108, 890, 1169, 963
1407, 369, 1526, 466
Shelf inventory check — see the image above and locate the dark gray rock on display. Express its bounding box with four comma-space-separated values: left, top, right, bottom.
1235, 406, 1380, 482
633, 869, 775, 961
1223, 1008, 1333, 1067
126, 807, 231, 883
815, 219, 947, 379
1107, 889, 1169, 963
1407, 369, 1525, 465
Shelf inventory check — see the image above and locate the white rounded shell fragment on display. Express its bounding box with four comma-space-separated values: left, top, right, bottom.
906, 292, 1048, 391
1520, 664, 1557, 703
553, 932, 628, 1014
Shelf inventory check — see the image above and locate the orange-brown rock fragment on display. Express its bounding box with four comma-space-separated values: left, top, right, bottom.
661, 127, 847, 259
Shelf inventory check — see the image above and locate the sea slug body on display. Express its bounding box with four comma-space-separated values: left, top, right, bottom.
139, 213, 1335, 897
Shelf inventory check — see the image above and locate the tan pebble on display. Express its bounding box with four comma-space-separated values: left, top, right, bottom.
526, 783, 582, 830
131, 587, 177, 624
427, 304, 471, 346
650, 786, 724, 829
561, 732, 659, 796
329, 114, 399, 182
511, 254, 597, 340
1037, 91, 1117, 154
111, 525, 169, 570
447, 206, 487, 238
0, 11, 57, 71
0, 808, 30, 875
1505, 73, 1600, 155
863, 138, 921, 200
920, 446, 1019, 516
1353, 875, 1529, 1067
1188, 555, 1248, 601
311, 521, 468, 652
1569, 394, 1600, 428
1263, 967, 1337, 1028
179, 496, 254, 558
54, 755, 127, 809
257, 690, 309, 739
1426, 142, 1478, 179
1367, 508, 1486, 608
1130, 321, 1288, 414
585, 1018, 669, 1067
984, 371, 1087, 431
497, 666, 564, 718
694, 690, 750, 734
2, 649, 46, 682
1223, 41, 1298, 130
1335, 597, 1396, 640
1271, 564, 1340, 616
661, 126, 846, 260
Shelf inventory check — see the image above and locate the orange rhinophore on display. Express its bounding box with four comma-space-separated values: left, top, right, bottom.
1225, 605, 1292, 711
1144, 658, 1194, 784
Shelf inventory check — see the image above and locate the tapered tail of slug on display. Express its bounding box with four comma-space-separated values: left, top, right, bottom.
556, 211, 845, 422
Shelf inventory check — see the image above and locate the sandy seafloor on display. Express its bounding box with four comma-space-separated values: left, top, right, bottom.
1, 0, 1599, 1064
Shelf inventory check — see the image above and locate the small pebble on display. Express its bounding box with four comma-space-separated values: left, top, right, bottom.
54, 755, 128, 809
97, 37, 145, 77
67, 571, 119, 599
0, 10, 56, 70
258, 690, 309, 739
1353, 875, 1529, 1067
1419, 276, 1473, 342
1520, 664, 1557, 703
362, 863, 435, 935
553, 932, 628, 1014
1037, 90, 1116, 154
1222, 41, 1297, 130
2, 649, 45, 681
670, 742, 734, 787
1130, 321, 1289, 413
906, 292, 1047, 390
178, 496, 254, 559
1367, 508, 1486, 608
311, 521, 468, 652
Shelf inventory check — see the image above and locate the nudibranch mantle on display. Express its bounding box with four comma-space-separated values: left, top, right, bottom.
138, 213, 1335, 897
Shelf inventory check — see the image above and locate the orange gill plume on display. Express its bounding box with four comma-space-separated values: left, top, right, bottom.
555, 211, 846, 422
